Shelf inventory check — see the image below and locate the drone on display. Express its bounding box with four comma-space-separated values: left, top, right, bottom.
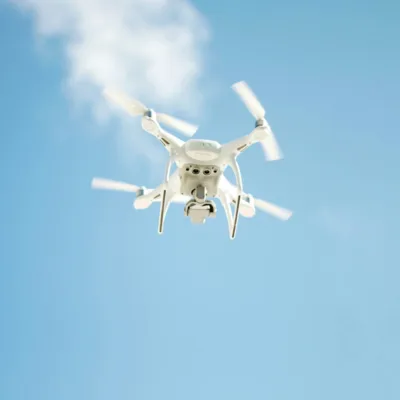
92, 81, 293, 239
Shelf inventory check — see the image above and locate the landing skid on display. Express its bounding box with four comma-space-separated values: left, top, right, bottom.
230, 195, 241, 239
158, 189, 167, 234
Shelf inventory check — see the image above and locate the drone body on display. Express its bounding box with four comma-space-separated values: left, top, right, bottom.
92, 81, 292, 239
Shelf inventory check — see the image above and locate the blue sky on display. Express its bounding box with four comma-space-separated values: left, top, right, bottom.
1, 1, 400, 399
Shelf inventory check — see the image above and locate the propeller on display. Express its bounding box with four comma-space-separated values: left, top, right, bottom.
232, 81, 283, 161
103, 88, 198, 137
253, 197, 293, 221
91, 177, 140, 193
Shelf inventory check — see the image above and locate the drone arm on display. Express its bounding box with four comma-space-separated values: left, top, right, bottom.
224, 157, 243, 240
158, 157, 175, 234
142, 115, 184, 152
134, 169, 179, 210
221, 126, 268, 159
134, 188, 190, 209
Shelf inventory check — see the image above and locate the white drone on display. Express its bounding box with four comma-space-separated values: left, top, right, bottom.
92, 81, 292, 239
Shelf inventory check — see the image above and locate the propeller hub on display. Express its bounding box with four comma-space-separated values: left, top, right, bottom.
103, 87, 198, 137
144, 109, 155, 118
232, 81, 283, 161
255, 118, 267, 128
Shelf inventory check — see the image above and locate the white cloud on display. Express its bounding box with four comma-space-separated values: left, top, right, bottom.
11, 0, 209, 163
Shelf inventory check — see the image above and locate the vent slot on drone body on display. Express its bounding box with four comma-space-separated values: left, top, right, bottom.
160, 138, 170, 147
237, 144, 248, 152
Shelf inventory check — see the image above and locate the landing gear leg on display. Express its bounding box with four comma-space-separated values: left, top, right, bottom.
228, 157, 243, 240
158, 158, 173, 235
231, 195, 241, 240
219, 192, 234, 239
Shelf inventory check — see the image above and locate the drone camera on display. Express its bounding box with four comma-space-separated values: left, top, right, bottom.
184, 199, 217, 224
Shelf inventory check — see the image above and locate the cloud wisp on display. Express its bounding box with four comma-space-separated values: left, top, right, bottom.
11, 0, 209, 161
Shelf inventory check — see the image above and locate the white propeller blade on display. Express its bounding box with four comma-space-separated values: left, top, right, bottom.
103, 87, 198, 137
260, 132, 283, 161
157, 113, 198, 137
232, 81, 265, 120
91, 177, 139, 193
103, 88, 147, 116
233, 80, 283, 161
254, 198, 292, 221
